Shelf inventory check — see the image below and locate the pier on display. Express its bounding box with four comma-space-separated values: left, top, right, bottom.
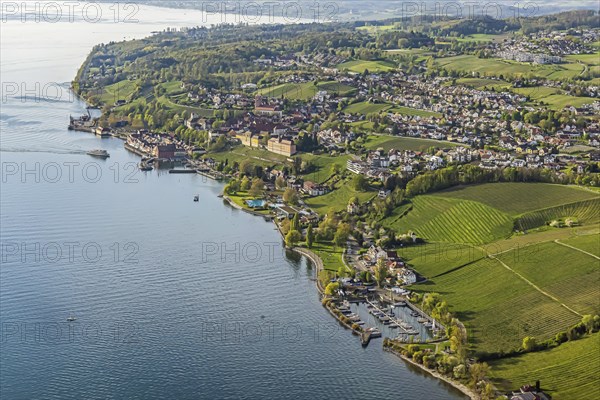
366, 300, 413, 335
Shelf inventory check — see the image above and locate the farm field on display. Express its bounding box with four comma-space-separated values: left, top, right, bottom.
337, 59, 397, 73
489, 333, 600, 400
412, 258, 581, 354
364, 135, 462, 151
434, 183, 599, 215
497, 240, 600, 316
383, 196, 513, 244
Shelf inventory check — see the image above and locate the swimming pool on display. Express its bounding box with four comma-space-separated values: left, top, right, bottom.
246, 199, 266, 208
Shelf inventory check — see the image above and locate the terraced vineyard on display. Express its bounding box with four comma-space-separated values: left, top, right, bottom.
385, 196, 513, 244
489, 333, 600, 400
515, 198, 600, 231
497, 240, 600, 316
560, 234, 600, 256
400, 183, 599, 357
434, 183, 599, 215
396, 243, 487, 278
413, 258, 582, 354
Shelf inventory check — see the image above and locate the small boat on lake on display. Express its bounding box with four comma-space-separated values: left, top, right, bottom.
66, 313, 77, 322
86, 149, 109, 158
368, 328, 382, 338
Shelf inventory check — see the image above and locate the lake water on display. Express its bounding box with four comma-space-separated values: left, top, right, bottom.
0, 3, 466, 399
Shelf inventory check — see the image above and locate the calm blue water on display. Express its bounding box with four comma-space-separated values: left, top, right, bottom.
0, 4, 466, 399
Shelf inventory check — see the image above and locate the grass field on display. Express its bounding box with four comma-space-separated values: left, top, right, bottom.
304, 180, 375, 215
156, 96, 215, 117
344, 101, 391, 114
565, 51, 600, 66
365, 135, 462, 151
311, 242, 345, 272
413, 258, 581, 354
383, 196, 513, 244
434, 183, 599, 215
160, 80, 184, 95
337, 59, 397, 73
299, 154, 351, 184
257, 82, 317, 100
99, 79, 138, 104
489, 333, 600, 400
257, 81, 355, 100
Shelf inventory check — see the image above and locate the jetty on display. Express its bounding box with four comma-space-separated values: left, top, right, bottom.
366, 300, 421, 336
68, 111, 96, 132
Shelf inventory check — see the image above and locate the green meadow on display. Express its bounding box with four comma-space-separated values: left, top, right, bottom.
337, 59, 397, 73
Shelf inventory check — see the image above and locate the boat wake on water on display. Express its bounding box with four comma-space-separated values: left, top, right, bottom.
0, 148, 89, 155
